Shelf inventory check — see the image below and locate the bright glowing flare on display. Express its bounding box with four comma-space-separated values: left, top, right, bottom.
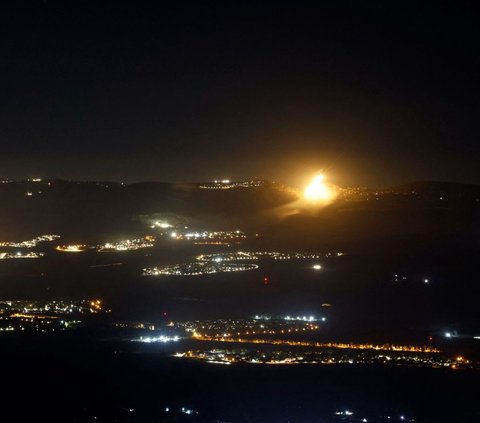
304, 175, 331, 201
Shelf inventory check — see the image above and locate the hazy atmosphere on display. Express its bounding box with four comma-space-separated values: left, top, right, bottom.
1, 3, 478, 186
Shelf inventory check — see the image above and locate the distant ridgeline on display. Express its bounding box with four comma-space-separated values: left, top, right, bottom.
0, 179, 297, 239
338, 181, 480, 204
0, 179, 478, 245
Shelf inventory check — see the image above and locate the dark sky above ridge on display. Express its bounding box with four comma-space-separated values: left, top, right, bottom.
0, 1, 478, 187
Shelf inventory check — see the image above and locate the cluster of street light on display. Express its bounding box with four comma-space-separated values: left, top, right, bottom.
0, 234, 60, 248
199, 179, 266, 189
56, 237, 155, 253
144, 248, 345, 276
143, 261, 259, 276
0, 299, 106, 333
173, 347, 466, 370
0, 251, 44, 260
170, 229, 247, 242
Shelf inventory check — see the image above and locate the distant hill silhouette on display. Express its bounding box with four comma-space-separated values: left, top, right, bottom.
0, 179, 297, 239
0, 179, 478, 246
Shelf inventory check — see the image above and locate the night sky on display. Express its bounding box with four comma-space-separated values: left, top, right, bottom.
0, 2, 478, 187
